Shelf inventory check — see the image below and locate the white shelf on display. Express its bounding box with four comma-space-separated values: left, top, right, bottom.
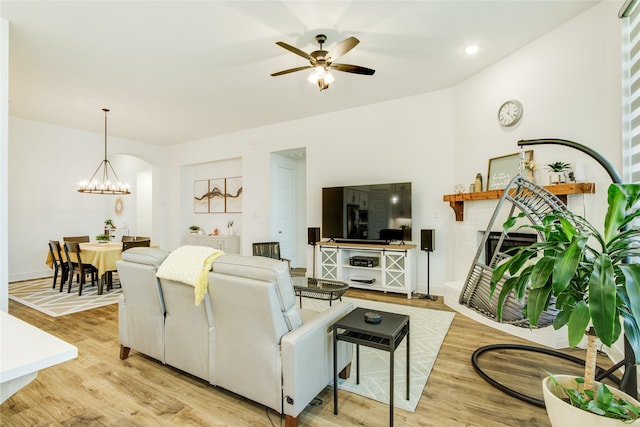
317, 242, 416, 299
1, 312, 77, 403
342, 264, 382, 272
181, 234, 240, 254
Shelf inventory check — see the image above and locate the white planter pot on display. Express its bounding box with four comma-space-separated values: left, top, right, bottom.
542, 375, 640, 427
549, 172, 565, 184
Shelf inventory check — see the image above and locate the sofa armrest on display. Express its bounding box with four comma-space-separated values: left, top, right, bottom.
280, 301, 354, 417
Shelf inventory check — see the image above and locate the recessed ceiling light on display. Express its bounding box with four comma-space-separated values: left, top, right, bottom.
465, 45, 480, 55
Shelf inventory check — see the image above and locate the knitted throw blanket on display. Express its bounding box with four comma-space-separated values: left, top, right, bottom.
156, 245, 224, 305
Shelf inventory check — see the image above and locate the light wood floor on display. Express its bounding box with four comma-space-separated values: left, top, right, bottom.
1, 287, 617, 427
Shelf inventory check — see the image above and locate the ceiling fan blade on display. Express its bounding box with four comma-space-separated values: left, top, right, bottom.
270, 65, 313, 77
330, 63, 375, 75
327, 37, 359, 61
275, 41, 314, 62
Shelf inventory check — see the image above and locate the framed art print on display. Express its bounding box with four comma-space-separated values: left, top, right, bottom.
208, 178, 225, 213
225, 177, 243, 213
487, 150, 533, 191
194, 180, 209, 213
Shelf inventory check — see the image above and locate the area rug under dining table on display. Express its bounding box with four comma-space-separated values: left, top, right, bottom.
299, 296, 455, 412
9, 277, 122, 317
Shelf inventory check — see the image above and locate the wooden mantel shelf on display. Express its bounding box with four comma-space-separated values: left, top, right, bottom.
442, 182, 596, 221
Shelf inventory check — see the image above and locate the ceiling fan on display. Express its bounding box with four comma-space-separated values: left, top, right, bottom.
271, 34, 375, 91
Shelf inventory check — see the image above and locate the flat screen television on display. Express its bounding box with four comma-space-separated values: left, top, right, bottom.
322, 182, 412, 243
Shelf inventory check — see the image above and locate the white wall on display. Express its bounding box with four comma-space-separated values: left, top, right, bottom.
1, 18, 9, 311
181, 157, 243, 242
449, 0, 621, 283
160, 1, 620, 295
7, 118, 163, 281
4, 1, 622, 301
136, 170, 153, 238
163, 89, 456, 294
103, 153, 153, 237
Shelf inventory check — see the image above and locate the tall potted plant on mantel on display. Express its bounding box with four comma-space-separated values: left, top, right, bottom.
490, 183, 640, 425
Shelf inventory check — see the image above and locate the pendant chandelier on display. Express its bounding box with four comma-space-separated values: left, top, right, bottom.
78, 108, 130, 195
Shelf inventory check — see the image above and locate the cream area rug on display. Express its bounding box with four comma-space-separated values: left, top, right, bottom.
9, 277, 122, 317
299, 296, 455, 413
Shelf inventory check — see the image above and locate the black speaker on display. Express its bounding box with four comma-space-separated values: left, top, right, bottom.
421, 229, 435, 252
308, 227, 320, 245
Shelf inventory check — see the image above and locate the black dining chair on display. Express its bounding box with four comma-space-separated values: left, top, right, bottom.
122, 239, 151, 251
48, 240, 69, 291
63, 235, 90, 243
122, 236, 149, 242
63, 241, 98, 296
113, 240, 151, 290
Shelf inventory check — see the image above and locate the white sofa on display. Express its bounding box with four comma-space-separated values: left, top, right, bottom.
116, 248, 354, 427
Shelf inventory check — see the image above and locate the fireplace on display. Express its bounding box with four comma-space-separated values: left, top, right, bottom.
485, 231, 537, 265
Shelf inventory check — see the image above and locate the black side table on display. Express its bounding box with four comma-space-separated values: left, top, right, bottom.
332, 307, 410, 427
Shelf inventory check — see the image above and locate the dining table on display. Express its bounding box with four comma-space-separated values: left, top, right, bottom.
46, 242, 124, 294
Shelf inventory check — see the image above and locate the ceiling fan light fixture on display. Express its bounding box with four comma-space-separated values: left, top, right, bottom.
324, 70, 335, 84
308, 66, 334, 90
77, 108, 131, 195
307, 66, 321, 84
272, 34, 374, 91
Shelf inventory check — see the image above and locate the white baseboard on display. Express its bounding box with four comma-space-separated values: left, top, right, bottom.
9, 270, 52, 283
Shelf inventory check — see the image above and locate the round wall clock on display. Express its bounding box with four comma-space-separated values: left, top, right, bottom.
497, 99, 523, 127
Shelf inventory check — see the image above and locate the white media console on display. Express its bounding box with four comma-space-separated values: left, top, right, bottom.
316, 241, 416, 298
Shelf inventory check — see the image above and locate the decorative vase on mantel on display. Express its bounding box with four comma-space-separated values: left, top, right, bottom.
549, 172, 566, 185
474, 173, 483, 192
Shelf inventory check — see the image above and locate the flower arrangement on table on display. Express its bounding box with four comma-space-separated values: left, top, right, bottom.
96, 234, 110, 244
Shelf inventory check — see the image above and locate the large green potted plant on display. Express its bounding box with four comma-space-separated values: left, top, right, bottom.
490, 183, 640, 424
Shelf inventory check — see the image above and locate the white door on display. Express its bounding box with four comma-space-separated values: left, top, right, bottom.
272, 163, 296, 265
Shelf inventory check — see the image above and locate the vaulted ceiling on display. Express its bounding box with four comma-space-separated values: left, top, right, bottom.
2, 1, 599, 146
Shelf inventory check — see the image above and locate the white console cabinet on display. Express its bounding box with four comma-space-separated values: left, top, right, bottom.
317, 242, 416, 298
181, 234, 240, 254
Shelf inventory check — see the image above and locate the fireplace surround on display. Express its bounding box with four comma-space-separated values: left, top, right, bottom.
484, 231, 536, 265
